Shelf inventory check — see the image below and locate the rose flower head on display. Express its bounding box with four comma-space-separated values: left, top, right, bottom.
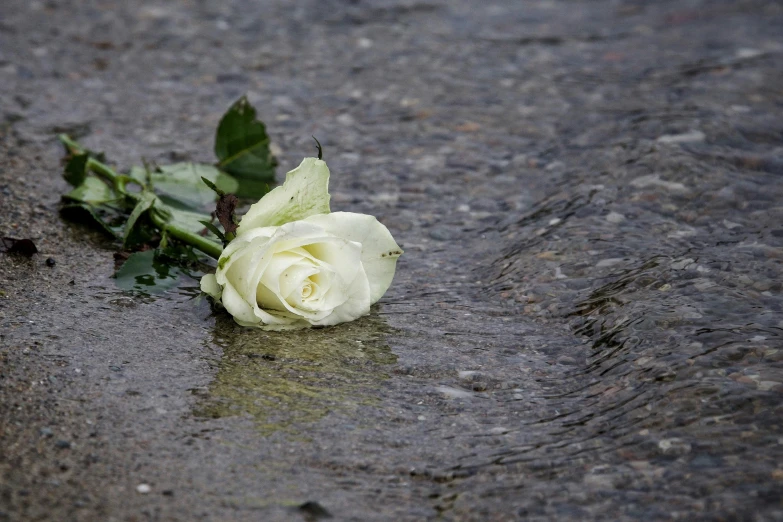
200, 157, 402, 329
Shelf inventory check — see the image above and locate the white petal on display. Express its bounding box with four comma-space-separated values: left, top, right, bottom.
311, 263, 372, 326
266, 221, 364, 292
257, 252, 313, 315
300, 238, 363, 285
236, 312, 301, 330
236, 158, 331, 233
233, 226, 277, 242
258, 318, 311, 331
200, 274, 222, 299
250, 249, 323, 321
259, 251, 306, 294
215, 235, 262, 284
278, 261, 319, 299
303, 212, 402, 303
221, 281, 261, 325
215, 237, 288, 327
220, 238, 270, 298
255, 282, 288, 312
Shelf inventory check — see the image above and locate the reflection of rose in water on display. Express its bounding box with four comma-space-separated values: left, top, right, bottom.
193, 313, 397, 434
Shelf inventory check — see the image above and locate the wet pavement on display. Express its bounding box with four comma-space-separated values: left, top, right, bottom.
1, 0, 783, 520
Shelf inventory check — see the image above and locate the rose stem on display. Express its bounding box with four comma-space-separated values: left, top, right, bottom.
58, 134, 223, 259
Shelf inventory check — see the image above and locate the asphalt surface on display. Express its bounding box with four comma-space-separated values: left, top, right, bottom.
1, 1, 783, 520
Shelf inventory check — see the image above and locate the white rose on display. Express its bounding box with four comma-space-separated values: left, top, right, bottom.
200, 157, 402, 329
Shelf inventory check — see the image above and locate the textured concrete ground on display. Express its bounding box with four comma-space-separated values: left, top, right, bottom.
1, 0, 783, 520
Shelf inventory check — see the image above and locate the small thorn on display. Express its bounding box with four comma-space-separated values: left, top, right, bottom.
312, 136, 323, 160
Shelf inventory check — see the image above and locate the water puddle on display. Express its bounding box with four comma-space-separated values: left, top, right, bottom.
192, 313, 398, 434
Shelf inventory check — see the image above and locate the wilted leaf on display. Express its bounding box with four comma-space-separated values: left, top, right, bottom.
216, 193, 238, 237
215, 96, 277, 181
0, 237, 38, 257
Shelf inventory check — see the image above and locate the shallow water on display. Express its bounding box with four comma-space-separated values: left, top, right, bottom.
1, 0, 782, 520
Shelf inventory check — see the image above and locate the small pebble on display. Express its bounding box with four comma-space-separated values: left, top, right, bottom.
658, 438, 691, 455
671, 258, 695, 270
299, 501, 332, 519
656, 130, 705, 144
758, 381, 781, 391
596, 258, 624, 268
136, 484, 152, 494
630, 174, 689, 193
109, 297, 136, 308
435, 385, 473, 399
736, 48, 763, 59
336, 113, 354, 126
428, 228, 452, 241
55, 440, 71, 449
46, 257, 56, 267
753, 281, 772, 291
694, 280, 716, 292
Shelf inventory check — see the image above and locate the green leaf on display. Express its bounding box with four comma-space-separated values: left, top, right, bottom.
61, 203, 125, 238
155, 203, 222, 247
164, 206, 214, 236
215, 96, 277, 181
201, 176, 225, 196
114, 249, 183, 294
149, 163, 238, 211
159, 242, 201, 266
128, 165, 151, 187
64, 153, 89, 187
63, 177, 119, 205
199, 220, 227, 242
123, 192, 157, 247
234, 177, 270, 200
